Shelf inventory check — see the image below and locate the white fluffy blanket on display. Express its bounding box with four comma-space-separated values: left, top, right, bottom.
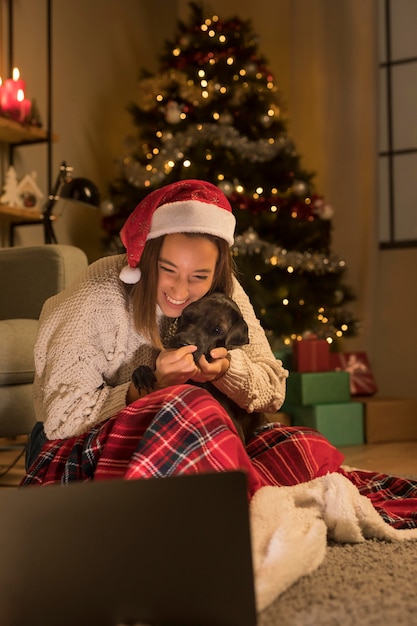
250, 471, 417, 613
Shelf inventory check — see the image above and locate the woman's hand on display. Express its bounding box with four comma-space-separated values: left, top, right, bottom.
190, 347, 230, 384
126, 345, 198, 405
154, 344, 199, 388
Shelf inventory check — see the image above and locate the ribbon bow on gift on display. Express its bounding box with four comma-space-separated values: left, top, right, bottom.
344, 354, 368, 374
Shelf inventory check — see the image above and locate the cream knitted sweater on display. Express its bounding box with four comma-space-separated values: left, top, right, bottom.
33, 254, 288, 440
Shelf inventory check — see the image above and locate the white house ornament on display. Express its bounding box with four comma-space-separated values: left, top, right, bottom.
0, 166, 44, 210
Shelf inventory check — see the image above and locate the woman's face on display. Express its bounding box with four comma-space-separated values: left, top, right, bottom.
157, 233, 218, 317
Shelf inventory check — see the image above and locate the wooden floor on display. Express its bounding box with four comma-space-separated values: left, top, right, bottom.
0, 437, 27, 488
1, 436, 416, 487
339, 440, 417, 476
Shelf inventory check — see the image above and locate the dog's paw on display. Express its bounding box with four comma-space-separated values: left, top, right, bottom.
132, 365, 157, 393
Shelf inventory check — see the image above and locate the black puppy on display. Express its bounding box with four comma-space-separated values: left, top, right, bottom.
168, 292, 250, 361
132, 293, 266, 443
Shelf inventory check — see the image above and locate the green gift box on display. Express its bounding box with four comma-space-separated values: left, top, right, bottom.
289, 402, 364, 447
283, 371, 351, 408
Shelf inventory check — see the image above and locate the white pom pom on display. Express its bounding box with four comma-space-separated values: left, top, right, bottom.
119, 265, 141, 284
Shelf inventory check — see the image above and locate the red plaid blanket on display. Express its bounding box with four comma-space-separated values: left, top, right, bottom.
22, 384, 417, 530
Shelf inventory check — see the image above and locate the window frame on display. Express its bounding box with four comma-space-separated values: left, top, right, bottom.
378, 0, 417, 249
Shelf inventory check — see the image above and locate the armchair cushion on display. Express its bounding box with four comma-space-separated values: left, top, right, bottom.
0, 244, 89, 437
0, 244, 88, 320
0, 319, 38, 385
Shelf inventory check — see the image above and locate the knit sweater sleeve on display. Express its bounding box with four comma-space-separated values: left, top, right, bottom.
212, 278, 288, 413
33, 255, 138, 440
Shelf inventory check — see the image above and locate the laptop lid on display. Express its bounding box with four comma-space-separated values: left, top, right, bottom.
0, 471, 257, 626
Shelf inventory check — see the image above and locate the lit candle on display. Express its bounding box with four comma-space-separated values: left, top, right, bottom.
3, 67, 26, 110
17, 88, 31, 123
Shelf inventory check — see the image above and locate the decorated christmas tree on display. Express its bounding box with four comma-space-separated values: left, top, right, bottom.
104, 2, 358, 348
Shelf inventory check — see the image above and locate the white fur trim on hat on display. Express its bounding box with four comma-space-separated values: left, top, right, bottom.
148, 200, 236, 246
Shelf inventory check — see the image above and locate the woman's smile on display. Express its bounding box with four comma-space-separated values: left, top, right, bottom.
165, 293, 189, 306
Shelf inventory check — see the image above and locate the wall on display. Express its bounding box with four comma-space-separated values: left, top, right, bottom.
1, 0, 416, 401
371, 248, 417, 400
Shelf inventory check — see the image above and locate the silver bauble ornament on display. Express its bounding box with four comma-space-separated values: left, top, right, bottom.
165, 101, 182, 124
100, 199, 116, 216
292, 180, 308, 196
219, 110, 233, 125
260, 114, 272, 128
218, 180, 234, 196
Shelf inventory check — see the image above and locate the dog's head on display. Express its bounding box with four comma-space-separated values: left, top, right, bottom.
168, 292, 249, 362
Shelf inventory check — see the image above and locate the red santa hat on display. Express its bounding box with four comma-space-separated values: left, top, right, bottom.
119, 179, 236, 284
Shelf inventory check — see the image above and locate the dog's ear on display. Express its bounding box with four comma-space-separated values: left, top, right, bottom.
225, 317, 249, 349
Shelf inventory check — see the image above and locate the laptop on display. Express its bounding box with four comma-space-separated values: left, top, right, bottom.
0, 471, 257, 626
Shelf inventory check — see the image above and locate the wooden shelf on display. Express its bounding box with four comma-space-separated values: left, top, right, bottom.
0, 116, 55, 144
0, 204, 48, 220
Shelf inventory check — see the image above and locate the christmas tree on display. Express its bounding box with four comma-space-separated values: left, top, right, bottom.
105, 2, 358, 348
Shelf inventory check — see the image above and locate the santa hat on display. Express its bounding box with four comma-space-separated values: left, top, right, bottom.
119, 179, 236, 284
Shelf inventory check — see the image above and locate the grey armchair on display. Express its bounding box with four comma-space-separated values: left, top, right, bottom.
0, 244, 88, 437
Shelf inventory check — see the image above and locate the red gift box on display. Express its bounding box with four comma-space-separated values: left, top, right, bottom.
292, 337, 330, 372
329, 352, 378, 396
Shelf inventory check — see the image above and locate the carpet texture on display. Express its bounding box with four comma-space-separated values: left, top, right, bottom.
250, 472, 417, 621
258, 539, 417, 625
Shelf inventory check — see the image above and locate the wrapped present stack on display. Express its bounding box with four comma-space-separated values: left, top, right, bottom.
277, 337, 365, 447
273, 340, 417, 445
328, 350, 417, 442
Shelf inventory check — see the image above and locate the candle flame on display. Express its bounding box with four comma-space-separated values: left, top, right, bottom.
17, 89, 24, 102
12, 67, 20, 81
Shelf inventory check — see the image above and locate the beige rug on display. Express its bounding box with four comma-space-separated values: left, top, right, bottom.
258, 539, 417, 625
250, 472, 417, 620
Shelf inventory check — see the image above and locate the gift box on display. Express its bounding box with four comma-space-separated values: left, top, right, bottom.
329, 352, 378, 396
354, 396, 417, 443
282, 371, 351, 408
292, 337, 330, 373
290, 402, 364, 447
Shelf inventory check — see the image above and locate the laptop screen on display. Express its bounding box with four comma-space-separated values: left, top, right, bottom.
0, 471, 257, 626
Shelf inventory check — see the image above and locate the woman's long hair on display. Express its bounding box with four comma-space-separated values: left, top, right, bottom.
131, 233, 236, 349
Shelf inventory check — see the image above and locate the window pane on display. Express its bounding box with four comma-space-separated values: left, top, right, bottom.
391, 0, 417, 59
393, 153, 417, 241
378, 156, 391, 242
378, 68, 388, 152
392, 63, 417, 151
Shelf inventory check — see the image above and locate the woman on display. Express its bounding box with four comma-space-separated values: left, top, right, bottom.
23, 179, 417, 530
